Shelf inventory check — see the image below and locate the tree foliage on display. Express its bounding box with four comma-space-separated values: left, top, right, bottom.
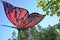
36, 0, 60, 17
8, 23, 60, 40
8, 31, 17, 40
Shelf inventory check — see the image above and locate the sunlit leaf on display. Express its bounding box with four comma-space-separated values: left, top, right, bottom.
56, 0, 60, 8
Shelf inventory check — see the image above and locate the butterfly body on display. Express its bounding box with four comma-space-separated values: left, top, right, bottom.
2, 1, 46, 29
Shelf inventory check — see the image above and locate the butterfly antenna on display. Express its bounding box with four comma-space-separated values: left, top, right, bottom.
2, 25, 16, 28
2, 25, 22, 31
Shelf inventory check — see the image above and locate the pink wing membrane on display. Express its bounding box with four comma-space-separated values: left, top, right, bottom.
16, 8, 29, 28
2, 1, 45, 29
2, 1, 29, 28
25, 13, 45, 28
2, 1, 18, 26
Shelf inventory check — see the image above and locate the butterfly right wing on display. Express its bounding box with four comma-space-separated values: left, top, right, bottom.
25, 13, 46, 28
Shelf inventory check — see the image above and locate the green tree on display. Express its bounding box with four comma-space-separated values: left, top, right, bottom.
8, 31, 17, 40
36, 0, 60, 17
56, 36, 60, 40
8, 23, 60, 40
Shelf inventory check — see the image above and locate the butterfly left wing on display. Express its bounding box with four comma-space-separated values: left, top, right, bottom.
25, 13, 46, 28
2, 1, 18, 26
2, 1, 29, 28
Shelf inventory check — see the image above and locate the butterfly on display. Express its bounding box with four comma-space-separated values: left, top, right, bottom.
2, 1, 46, 29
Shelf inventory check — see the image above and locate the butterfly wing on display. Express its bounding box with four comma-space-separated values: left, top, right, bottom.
2, 1, 29, 28
25, 13, 46, 28
2, 1, 46, 29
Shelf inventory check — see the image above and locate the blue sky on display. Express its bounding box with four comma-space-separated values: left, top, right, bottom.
0, 0, 59, 40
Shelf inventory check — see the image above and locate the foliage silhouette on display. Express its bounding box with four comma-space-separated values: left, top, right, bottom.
8, 23, 60, 40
